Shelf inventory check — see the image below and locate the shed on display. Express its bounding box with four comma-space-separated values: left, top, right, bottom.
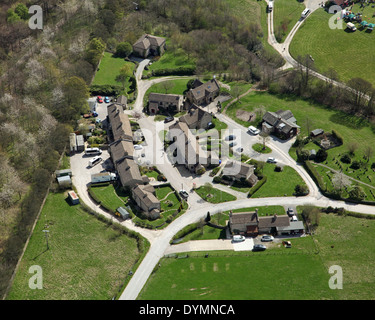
76, 135, 85, 152
310, 129, 324, 137
309, 149, 316, 160
70, 133, 77, 153
116, 207, 130, 220
276, 221, 305, 236
55, 169, 72, 178
57, 175, 72, 188
68, 190, 80, 205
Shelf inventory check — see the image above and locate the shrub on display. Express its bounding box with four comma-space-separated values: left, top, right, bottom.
248, 176, 267, 197
340, 153, 351, 164
350, 160, 360, 170
213, 176, 222, 183
315, 149, 328, 162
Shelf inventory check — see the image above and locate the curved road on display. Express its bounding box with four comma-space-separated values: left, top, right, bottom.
71, 8, 375, 300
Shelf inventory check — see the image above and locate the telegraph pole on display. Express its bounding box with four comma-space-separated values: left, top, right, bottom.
42, 230, 49, 250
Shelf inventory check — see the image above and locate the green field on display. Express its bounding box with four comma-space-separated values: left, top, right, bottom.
273, 0, 305, 42
139, 212, 375, 300
195, 185, 237, 203
7, 192, 142, 300
89, 183, 129, 213
92, 52, 136, 86
290, 9, 375, 85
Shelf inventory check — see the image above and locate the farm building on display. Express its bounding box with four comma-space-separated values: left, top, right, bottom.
57, 175, 72, 188
68, 190, 79, 205
76, 135, 85, 152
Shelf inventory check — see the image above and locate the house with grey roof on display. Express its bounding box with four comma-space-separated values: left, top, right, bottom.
132, 184, 161, 220
229, 210, 305, 237
132, 34, 166, 58
107, 104, 133, 142
168, 121, 209, 173
222, 160, 258, 186
262, 109, 300, 140
186, 78, 220, 106
148, 92, 183, 115
179, 104, 213, 130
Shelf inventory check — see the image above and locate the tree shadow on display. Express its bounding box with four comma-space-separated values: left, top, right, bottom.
328, 111, 368, 130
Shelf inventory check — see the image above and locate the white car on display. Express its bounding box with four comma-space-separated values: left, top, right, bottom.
267, 157, 277, 163
134, 145, 143, 150
248, 126, 260, 135
261, 235, 274, 242
232, 235, 245, 242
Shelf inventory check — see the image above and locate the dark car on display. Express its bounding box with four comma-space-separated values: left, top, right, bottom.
179, 190, 189, 199
164, 116, 174, 123
229, 141, 238, 147
253, 244, 266, 252
225, 135, 236, 141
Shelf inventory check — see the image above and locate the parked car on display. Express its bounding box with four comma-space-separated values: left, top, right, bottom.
134, 145, 143, 150
225, 135, 236, 141
229, 141, 237, 147
253, 244, 267, 251
232, 235, 245, 242
104, 96, 110, 103
236, 147, 243, 152
261, 235, 274, 242
291, 215, 298, 222
248, 126, 260, 135
283, 240, 292, 248
97, 96, 103, 103
267, 157, 277, 163
179, 190, 189, 199
164, 116, 174, 123
287, 208, 294, 216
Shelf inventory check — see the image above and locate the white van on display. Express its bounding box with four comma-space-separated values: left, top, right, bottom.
301, 8, 311, 18
85, 147, 102, 156
89, 156, 102, 167
347, 22, 357, 31
232, 235, 245, 242
268, 1, 273, 12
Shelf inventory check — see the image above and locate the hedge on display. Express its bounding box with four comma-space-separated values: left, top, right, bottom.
90, 84, 122, 96
150, 66, 195, 77
331, 129, 343, 145
248, 176, 267, 198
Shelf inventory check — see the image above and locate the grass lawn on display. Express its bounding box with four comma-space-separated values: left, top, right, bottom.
92, 52, 136, 87
139, 211, 375, 300
251, 164, 307, 198
7, 191, 142, 300
195, 185, 237, 203
273, 0, 305, 43
89, 183, 129, 213
144, 78, 193, 108
143, 39, 196, 78
226, 90, 375, 186
290, 9, 375, 85
252, 143, 272, 153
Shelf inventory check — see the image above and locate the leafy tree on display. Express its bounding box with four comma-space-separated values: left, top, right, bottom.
348, 185, 366, 201
15, 3, 29, 20
315, 149, 328, 162
115, 42, 132, 58
7, 9, 21, 23
115, 64, 133, 91
85, 38, 106, 67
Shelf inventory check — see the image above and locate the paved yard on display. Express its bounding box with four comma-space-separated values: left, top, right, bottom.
232, 238, 254, 251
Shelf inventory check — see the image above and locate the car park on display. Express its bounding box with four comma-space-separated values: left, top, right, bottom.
261, 235, 274, 242
104, 96, 110, 103
88, 156, 102, 167
248, 126, 260, 135
267, 157, 277, 163
253, 244, 266, 251
179, 190, 189, 199
164, 116, 174, 123
232, 235, 245, 242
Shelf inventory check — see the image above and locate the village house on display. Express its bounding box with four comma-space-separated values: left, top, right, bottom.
132, 34, 166, 58
179, 104, 213, 130
168, 121, 209, 174
262, 110, 300, 140
222, 160, 258, 187
132, 184, 161, 220
148, 92, 184, 115
229, 210, 305, 237
186, 78, 220, 106
107, 104, 133, 142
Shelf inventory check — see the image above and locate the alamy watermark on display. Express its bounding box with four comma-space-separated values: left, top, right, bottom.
328, 265, 343, 290
28, 5, 43, 30
328, 5, 344, 30
28, 265, 43, 289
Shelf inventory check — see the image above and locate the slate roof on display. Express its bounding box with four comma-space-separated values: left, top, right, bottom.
107, 104, 133, 141
179, 105, 212, 128
222, 160, 255, 179
188, 79, 220, 101
258, 215, 290, 229
116, 158, 143, 187
110, 139, 134, 162
263, 109, 300, 135
132, 184, 160, 208
230, 212, 259, 226
133, 34, 166, 50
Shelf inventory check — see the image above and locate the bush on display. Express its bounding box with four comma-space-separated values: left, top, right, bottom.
90, 84, 122, 96
315, 149, 328, 162
350, 160, 360, 170
248, 176, 267, 197
213, 176, 222, 183
340, 153, 351, 164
